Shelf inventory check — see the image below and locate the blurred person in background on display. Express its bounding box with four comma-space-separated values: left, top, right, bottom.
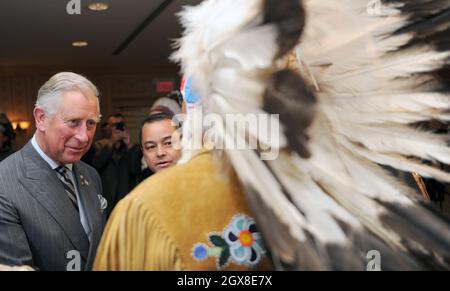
91, 113, 135, 217
0, 113, 15, 162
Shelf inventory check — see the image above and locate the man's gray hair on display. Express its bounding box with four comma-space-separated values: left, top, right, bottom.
36, 72, 99, 118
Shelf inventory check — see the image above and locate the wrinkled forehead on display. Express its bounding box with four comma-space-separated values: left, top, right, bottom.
57, 91, 101, 121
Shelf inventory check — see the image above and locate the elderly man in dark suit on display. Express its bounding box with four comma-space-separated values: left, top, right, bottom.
0, 72, 106, 271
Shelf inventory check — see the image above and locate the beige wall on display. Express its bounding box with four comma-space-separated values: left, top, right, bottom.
0, 65, 180, 149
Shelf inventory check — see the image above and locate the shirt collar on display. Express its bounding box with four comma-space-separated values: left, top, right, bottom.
31, 135, 73, 171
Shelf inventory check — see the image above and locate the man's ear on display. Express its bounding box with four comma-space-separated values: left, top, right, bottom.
33, 107, 47, 132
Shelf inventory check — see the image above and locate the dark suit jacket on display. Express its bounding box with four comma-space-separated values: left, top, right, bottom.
92, 139, 136, 216
0, 142, 105, 271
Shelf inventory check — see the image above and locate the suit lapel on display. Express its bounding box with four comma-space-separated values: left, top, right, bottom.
73, 163, 104, 270
19, 142, 89, 261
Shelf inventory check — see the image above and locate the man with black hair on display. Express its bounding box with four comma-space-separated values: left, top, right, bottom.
139, 113, 182, 174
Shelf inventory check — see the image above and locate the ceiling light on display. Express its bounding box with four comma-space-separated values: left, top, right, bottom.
72, 41, 88, 47
88, 3, 109, 11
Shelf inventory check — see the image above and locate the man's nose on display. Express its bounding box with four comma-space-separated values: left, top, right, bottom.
75, 123, 89, 144
156, 145, 167, 157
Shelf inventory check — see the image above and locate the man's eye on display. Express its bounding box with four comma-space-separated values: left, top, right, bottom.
146, 145, 156, 150
67, 120, 80, 126
164, 141, 172, 146
87, 120, 97, 128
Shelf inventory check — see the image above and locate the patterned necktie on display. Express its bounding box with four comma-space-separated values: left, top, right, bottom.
55, 166, 79, 212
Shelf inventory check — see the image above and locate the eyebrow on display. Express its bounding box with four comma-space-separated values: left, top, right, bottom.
64, 116, 101, 123
144, 136, 173, 145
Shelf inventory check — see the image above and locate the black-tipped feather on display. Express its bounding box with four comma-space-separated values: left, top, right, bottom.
264, 69, 316, 158
263, 0, 305, 58
245, 184, 328, 270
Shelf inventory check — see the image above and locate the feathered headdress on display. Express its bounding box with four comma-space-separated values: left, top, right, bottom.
172, 0, 450, 270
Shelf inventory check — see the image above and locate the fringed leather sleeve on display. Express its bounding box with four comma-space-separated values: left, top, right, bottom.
93, 195, 184, 271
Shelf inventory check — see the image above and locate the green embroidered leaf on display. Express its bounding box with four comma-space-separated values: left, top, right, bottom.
209, 235, 227, 247
219, 247, 230, 268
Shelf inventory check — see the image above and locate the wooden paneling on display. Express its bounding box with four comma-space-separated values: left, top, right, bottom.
0, 65, 180, 149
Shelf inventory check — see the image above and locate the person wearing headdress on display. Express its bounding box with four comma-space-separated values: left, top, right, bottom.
94, 79, 272, 270
96, 0, 450, 270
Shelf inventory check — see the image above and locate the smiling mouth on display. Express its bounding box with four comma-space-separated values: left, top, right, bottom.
68, 147, 85, 152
